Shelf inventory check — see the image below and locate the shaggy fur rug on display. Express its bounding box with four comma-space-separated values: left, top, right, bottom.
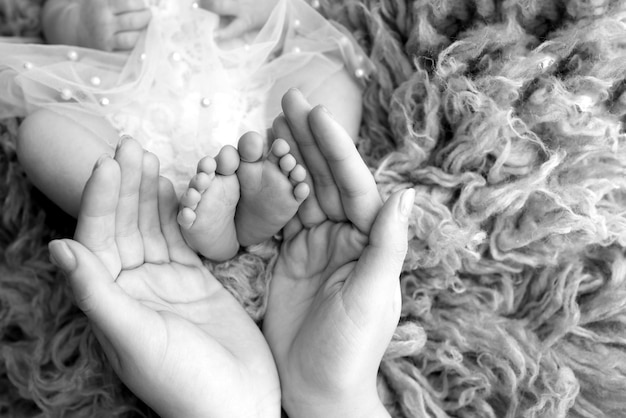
2, 0, 626, 417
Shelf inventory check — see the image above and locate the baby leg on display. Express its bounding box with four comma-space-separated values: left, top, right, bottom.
270, 62, 363, 141
235, 131, 309, 247
17, 109, 119, 217
303, 69, 363, 142
177, 146, 241, 262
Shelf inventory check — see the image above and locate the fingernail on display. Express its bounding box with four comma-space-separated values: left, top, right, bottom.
116, 134, 133, 151
93, 154, 110, 172
400, 188, 415, 218
49, 240, 77, 271
317, 105, 336, 121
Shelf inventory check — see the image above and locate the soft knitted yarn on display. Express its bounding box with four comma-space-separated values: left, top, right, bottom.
1, 0, 625, 417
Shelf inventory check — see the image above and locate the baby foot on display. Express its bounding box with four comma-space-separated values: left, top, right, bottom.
177, 146, 241, 262
235, 132, 310, 247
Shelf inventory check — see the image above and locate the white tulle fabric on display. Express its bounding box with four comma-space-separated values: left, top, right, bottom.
0, 0, 371, 193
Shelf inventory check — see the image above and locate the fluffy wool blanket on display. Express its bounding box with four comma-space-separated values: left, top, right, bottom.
2, 0, 626, 417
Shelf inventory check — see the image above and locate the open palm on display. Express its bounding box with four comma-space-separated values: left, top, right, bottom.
269, 220, 372, 392
51, 138, 279, 418
263, 90, 410, 417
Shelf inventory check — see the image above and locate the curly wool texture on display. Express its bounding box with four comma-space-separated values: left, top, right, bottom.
1, 0, 626, 417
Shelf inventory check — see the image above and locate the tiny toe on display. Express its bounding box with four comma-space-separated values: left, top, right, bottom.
269, 138, 290, 160
181, 188, 202, 210
197, 156, 217, 174
177, 207, 197, 229
294, 182, 310, 203
238, 131, 265, 163
289, 164, 307, 183
216, 145, 240, 175
190, 172, 213, 192
279, 154, 297, 173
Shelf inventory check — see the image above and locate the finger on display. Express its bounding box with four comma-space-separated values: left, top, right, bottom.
215, 17, 252, 40
280, 89, 344, 222
344, 189, 414, 315
308, 105, 383, 233
113, 30, 143, 51
49, 239, 156, 347
272, 113, 326, 227
111, 0, 148, 13
138, 151, 170, 263
114, 9, 151, 32
74, 155, 122, 278
114, 137, 145, 269
158, 176, 203, 266
282, 215, 303, 241
202, 0, 238, 15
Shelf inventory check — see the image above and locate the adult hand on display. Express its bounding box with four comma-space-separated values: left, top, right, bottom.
48, 137, 280, 418
201, 0, 279, 40
263, 89, 414, 418
76, 0, 152, 51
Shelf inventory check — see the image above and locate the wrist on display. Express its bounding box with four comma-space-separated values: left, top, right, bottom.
283, 389, 390, 418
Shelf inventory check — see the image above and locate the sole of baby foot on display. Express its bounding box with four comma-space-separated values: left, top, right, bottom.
177, 147, 241, 262
272, 112, 327, 228
235, 132, 309, 247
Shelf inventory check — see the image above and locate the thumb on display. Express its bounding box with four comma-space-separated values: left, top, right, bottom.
344, 189, 414, 311
49, 239, 152, 346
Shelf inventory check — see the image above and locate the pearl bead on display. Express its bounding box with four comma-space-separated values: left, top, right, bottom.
140, 53, 147, 61
90, 76, 101, 86
23, 62, 33, 70
340, 36, 350, 46
244, 44, 251, 51
200, 97, 212, 107
67, 50, 78, 61
191, 2, 198, 8
171, 52, 182, 62
99, 97, 110, 106
293, 46, 301, 54
294, 19, 301, 29
538, 57, 554, 70
311, 0, 320, 8
355, 68, 365, 78
60, 88, 72, 101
